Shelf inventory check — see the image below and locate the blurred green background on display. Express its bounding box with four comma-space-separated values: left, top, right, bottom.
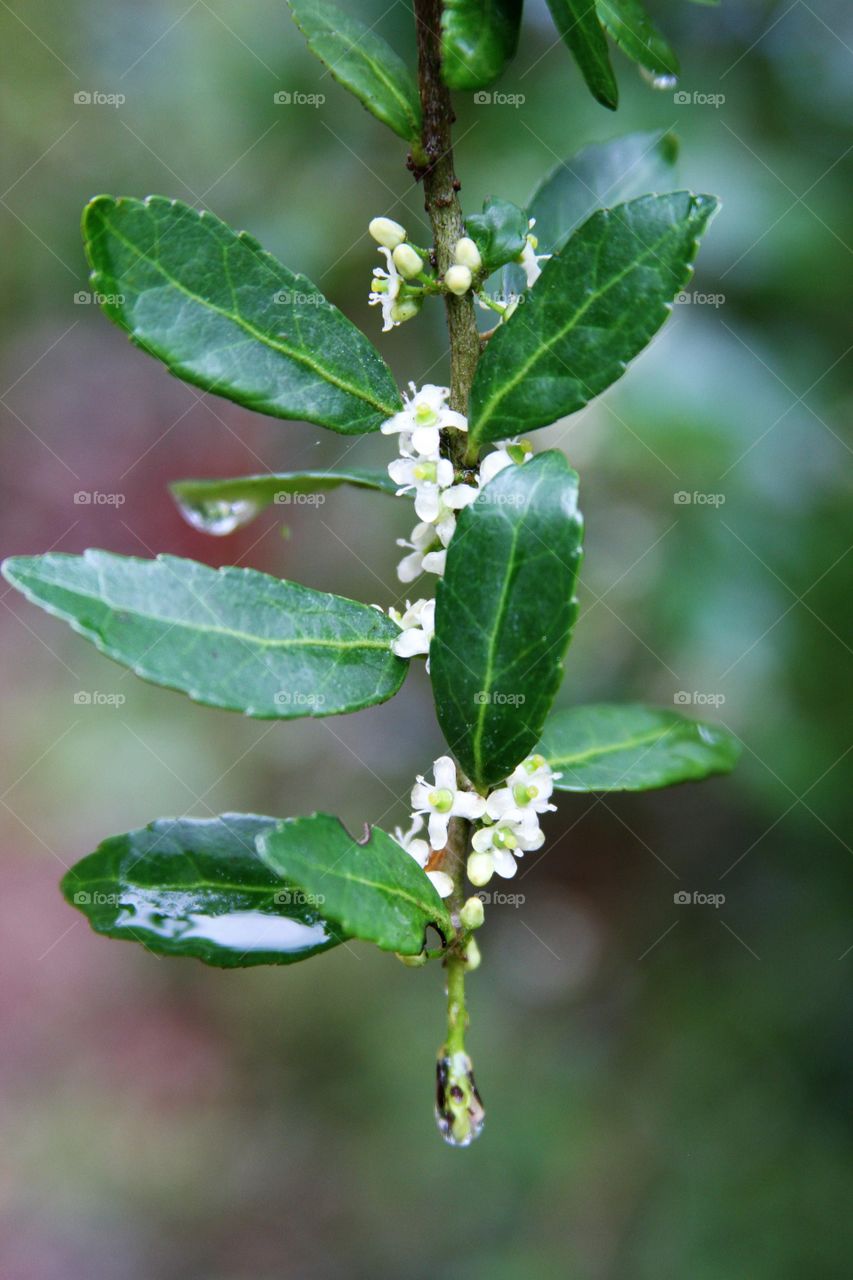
1, 1, 851, 1276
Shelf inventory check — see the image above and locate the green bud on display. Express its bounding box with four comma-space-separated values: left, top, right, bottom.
390, 296, 422, 324
393, 242, 425, 279
460, 896, 485, 930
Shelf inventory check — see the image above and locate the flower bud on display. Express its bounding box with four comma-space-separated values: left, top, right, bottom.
390, 296, 422, 324
467, 851, 494, 887
454, 236, 482, 272
464, 938, 482, 971
444, 264, 473, 296
369, 216, 407, 249
460, 896, 485, 930
392, 243, 424, 279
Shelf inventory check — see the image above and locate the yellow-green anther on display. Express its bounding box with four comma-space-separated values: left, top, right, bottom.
414, 461, 438, 483
429, 788, 454, 813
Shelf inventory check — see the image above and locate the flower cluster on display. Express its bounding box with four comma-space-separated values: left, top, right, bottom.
393, 753, 558, 900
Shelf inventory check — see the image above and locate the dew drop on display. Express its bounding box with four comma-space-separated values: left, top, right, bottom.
435, 1051, 485, 1147
640, 66, 678, 91
175, 496, 261, 536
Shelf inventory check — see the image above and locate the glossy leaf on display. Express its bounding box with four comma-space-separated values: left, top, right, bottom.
288, 0, 423, 147
2, 551, 407, 718
441, 0, 523, 91
61, 814, 347, 967
171, 468, 397, 536
528, 129, 679, 254
538, 704, 741, 791
431, 452, 583, 790
469, 192, 719, 445
545, 0, 618, 110
83, 195, 401, 434
258, 814, 453, 955
596, 0, 679, 78
465, 197, 529, 272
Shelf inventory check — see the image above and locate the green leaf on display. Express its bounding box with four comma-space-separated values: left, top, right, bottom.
288, 0, 423, 148
430, 452, 583, 791
2, 550, 407, 718
441, 0, 523, 91
83, 195, 401, 434
528, 128, 680, 254
595, 0, 679, 78
258, 814, 452, 955
171, 467, 397, 535
545, 0, 618, 110
465, 197, 529, 272
61, 814, 346, 967
469, 191, 719, 446
538, 704, 741, 790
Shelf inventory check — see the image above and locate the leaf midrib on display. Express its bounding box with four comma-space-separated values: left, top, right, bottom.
15, 570, 393, 654
313, 22, 419, 130
548, 723, 678, 767
97, 209, 398, 418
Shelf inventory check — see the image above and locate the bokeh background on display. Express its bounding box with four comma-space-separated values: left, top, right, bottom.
1, 1, 851, 1276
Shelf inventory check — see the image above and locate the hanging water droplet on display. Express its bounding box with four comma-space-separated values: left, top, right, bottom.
435, 1050, 485, 1147
175, 496, 261, 536
640, 66, 678, 92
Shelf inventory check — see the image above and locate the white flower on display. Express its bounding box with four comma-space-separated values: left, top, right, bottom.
389, 597, 434, 662
396, 521, 440, 583
381, 383, 467, 457
517, 219, 551, 288
388, 455, 455, 522
421, 548, 446, 576
485, 754, 558, 824
480, 438, 534, 486
411, 755, 487, 850
393, 815, 453, 899
369, 247, 402, 332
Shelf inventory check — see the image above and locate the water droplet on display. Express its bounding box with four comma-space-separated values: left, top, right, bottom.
435, 1051, 485, 1147
640, 66, 678, 91
175, 496, 261, 536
